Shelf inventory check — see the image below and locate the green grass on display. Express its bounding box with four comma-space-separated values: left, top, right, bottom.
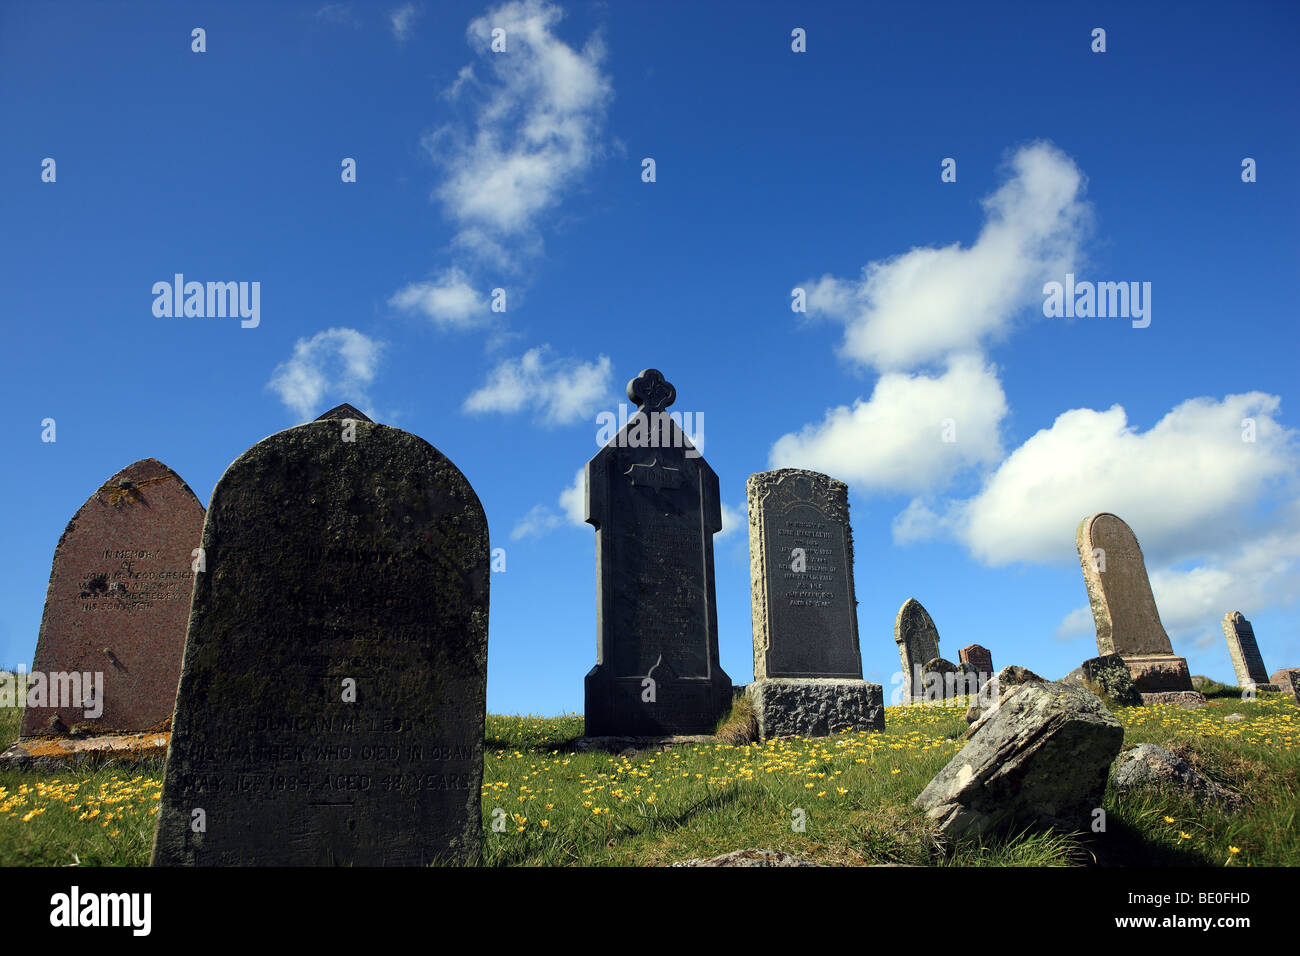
2, 681, 1296, 866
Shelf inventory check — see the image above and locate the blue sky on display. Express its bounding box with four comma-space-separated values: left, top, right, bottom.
2, 0, 1297, 715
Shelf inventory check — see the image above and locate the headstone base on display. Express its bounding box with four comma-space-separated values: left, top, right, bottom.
584, 666, 732, 737
0, 732, 170, 772
746, 678, 884, 739
1123, 654, 1195, 692
1139, 690, 1208, 708
1243, 683, 1281, 694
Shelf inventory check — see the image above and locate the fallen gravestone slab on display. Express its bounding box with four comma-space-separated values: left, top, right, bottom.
915, 680, 1123, 839
1112, 743, 1244, 809
670, 848, 821, 867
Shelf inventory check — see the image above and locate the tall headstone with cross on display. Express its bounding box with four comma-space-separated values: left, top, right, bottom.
1075, 512, 1204, 706
22, 458, 204, 737
583, 369, 732, 737
152, 403, 489, 866
1221, 612, 1278, 692
744, 468, 883, 738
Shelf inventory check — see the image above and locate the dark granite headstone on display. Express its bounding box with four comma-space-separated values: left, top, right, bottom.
894, 598, 940, 701
151, 405, 488, 866
1221, 611, 1273, 688
747, 469, 861, 679
22, 459, 204, 737
583, 369, 731, 736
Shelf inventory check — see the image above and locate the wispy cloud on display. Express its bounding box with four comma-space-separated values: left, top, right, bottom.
267, 328, 385, 421
464, 346, 612, 425
800, 141, 1090, 372
389, 3, 418, 42
389, 267, 488, 329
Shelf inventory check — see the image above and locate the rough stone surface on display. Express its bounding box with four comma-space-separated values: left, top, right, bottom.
1269, 668, 1298, 699
747, 469, 861, 680
0, 732, 170, 772
920, 656, 968, 701
151, 408, 489, 866
1075, 513, 1197, 696
1112, 744, 1244, 809
583, 370, 731, 736
1078, 653, 1143, 707
23, 458, 204, 737
670, 848, 821, 867
746, 678, 884, 739
1140, 690, 1208, 708
915, 680, 1124, 839
1222, 611, 1271, 688
894, 598, 940, 701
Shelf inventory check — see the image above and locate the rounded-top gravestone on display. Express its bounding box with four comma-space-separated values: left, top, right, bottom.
151, 405, 489, 866
23, 458, 204, 738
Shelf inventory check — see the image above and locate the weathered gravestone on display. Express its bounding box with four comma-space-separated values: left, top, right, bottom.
22, 458, 204, 738
583, 369, 732, 737
1221, 612, 1278, 692
958, 644, 994, 688
1075, 513, 1205, 707
894, 598, 940, 702
744, 469, 883, 738
152, 404, 488, 866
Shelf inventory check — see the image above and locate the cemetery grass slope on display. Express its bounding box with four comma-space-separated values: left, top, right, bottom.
0, 686, 1295, 866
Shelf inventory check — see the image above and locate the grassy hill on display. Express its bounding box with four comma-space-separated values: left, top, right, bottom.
1, 679, 1295, 866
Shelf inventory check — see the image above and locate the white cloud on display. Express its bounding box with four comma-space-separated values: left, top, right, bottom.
315, 3, 359, 27
907, 392, 1297, 567
801, 141, 1091, 372
463, 346, 612, 425
267, 328, 385, 421
389, 3, 418, 41
558, 467, 585, 524
770, 354, 1007, 494
1054, 606, 1094, 643
511, 468, 586, 539
428, 0, 612, 251
389, 267, 487, 330
716, 502, 746, 540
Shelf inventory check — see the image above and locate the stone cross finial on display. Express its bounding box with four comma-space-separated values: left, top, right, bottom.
627, 369, 676, 413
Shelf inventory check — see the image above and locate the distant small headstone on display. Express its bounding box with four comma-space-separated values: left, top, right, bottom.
1075, 513, 1203, 706
958, 644, 994, 688
922, 656, 961, 701
1270, 668, 1298, 701
583, 370, 731, 736
894, 598, 940, 701
1221, 612, 1278, 691
744, 469, 882, 738
151, 404, 489, 866
22, 459, 204, 738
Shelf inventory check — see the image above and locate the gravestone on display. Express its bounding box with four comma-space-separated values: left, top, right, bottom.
744, 469, 883, 738
1075, 513, 1204, 707
958, 644, 994, 688
894, 598, 940, 702
583, 369, 732, 737
1221, 612, 1278, 691
22, 458, 204, 738
152, 404, 488, 866
922, 656, 960, 701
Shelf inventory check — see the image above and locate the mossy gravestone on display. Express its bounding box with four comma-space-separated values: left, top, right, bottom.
583, 369, 731, 736
22, 458, 203, 737
152, 405, 489, 866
